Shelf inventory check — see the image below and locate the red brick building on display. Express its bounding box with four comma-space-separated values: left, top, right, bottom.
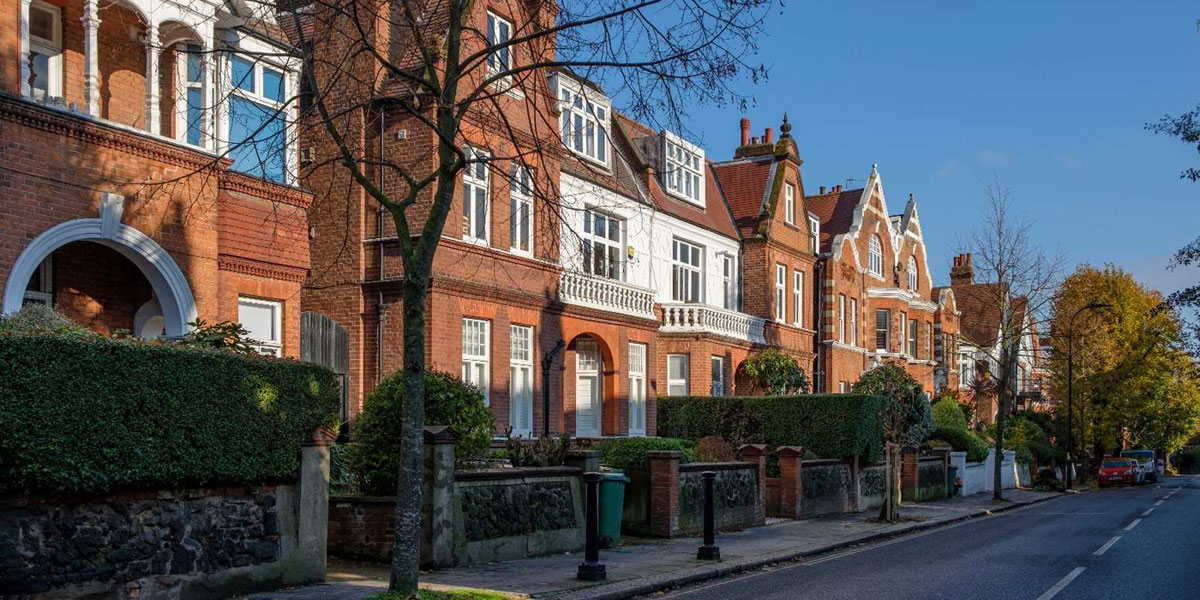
1, 0, 311, 356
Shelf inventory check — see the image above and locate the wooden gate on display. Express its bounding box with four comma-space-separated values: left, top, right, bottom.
300, 312, 350, 429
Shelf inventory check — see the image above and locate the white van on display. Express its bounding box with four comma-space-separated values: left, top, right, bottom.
1121, 449, 1157, 484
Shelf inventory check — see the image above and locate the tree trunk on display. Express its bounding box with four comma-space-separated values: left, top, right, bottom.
993, 392, 1007, 501
388, 274, 428, 593
879, 444, 899, 522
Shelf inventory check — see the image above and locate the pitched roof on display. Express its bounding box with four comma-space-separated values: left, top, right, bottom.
952, 282, 1030, 349
710, 158, 772, 237
804, 188, 863, 253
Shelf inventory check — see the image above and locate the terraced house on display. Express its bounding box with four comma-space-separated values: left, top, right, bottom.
0, 0, 311, 355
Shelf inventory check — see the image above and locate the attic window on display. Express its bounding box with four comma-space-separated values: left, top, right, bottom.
553, 74, 609, 166
808, 215, 820, 253
662, 131, 704, 206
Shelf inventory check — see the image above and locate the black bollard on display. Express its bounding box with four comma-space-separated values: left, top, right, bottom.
697, 471, 720, 560
577, 472, 607, 580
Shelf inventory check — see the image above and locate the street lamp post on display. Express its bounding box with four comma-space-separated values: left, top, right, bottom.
1066, 301, 1109, 490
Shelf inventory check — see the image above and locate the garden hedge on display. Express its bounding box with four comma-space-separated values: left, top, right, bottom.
656, 394, 885, 460
0, 333, 340, 495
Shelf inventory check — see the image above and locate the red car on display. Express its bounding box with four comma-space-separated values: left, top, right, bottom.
1098, 458, 1138, 487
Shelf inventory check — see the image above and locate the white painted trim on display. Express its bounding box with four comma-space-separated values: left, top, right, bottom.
2, 198, 197, 337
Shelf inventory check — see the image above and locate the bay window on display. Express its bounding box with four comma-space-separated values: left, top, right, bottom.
583, 209, 623, 280
228, 55, 288, 182
672, 239, 703, 303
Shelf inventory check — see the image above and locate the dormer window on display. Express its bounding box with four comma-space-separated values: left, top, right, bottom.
26, 0, 62, 101
553, 74, 609, 166
808, 215, 820, 253
663, 132, 704, 206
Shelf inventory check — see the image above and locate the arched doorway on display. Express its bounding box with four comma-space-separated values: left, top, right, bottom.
574, 338, 603, 438
2, 200, 197, 337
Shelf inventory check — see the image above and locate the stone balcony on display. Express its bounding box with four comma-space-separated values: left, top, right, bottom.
659, 302, 767, 345
558, 271, 656, 320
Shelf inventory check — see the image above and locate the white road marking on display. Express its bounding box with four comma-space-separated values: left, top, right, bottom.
1035, 567, 1087, 600
1124, 519, 1141, 531
1094, 536, 1121, 556
1143, 508, 1154, 516
1154, 500, 1164, 506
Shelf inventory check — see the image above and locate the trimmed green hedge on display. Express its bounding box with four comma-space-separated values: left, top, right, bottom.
596, 437, 696, 468
0, 333, 340, 495
656, 394, 885, 460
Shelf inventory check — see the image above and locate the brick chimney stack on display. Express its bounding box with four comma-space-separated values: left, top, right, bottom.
740, 118, 750, 146
819, 186, 826, 194
764, 127, 773, 144
950, 253, 974, 286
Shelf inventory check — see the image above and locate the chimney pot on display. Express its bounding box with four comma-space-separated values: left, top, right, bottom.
751, 136, 759, 145
739, 118, 750, 146
764, 127, 774, 144
819, 186, 826, 194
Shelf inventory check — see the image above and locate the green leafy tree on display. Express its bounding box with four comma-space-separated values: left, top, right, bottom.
741, 348, 811, 395
853, 364, 932, 520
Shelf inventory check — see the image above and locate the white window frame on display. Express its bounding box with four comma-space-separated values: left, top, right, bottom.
808, 215, 820, 253
238, 297, 283, 357
667, 354, 689, 396
485, 11, 512, 76
775, 264, 786, 322
554, 74, 610, 166
907, 256, 918, 290
783, 183, 795, 225
663, 131, 705, 206
959, 354, 975, 388
898, 312, 907, 355
721, 254, 735, 310
875, 308, 890, 351
908, 317, 918, 357
628, 343, 647, 436
792, 270, 804, 327
583, 209, 624, 280
509, 324, 533, 437
837, 294, 846, 344
849, 298, 858, 346
838, 381, 847, 393
710, 356, 724, 396
22, 256, 53, 306
868, 235, 883, 277
671, 238, 703, 303
175, 43, 207, 148
26, 0, 62, 101
226, 50, 295, 183
462, 147, 491, 244
462, 318, 491, 406
509, 163, 533, 256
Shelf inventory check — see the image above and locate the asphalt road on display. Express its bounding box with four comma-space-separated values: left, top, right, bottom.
653, 475, 1200, 600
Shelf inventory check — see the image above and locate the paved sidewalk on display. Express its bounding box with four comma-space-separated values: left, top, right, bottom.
243, 489, 1062, 600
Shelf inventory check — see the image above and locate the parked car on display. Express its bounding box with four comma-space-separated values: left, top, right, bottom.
1098, 457, 1138, 487
1121, 449, 1158, 484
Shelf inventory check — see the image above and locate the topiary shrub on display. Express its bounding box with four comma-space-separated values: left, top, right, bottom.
349, 371, 494, 495
932, 397, 968, 432
852, 365, 933, 447
928, 426, 990, 462
595, 437, 695, 469
740, 348, 810, 395
695, 436, 736, 462
0, 332, 340, 495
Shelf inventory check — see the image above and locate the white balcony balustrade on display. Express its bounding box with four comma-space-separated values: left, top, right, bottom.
559, 271, 656, 319
659, 302, 766, 345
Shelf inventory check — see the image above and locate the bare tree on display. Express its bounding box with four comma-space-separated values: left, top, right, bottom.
959, 179, 1064, 501
245, 0, 775, 592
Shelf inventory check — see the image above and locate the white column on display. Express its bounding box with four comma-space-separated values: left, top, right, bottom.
285, 69, 300, 183
144, 21, 159, 133
18, 0, 32, 97
81, 0, 100, 116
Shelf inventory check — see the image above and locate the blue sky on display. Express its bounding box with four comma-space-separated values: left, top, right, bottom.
680, 0, 1200, 292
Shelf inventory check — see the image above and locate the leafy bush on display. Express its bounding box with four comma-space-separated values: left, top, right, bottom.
349, 371, 494, 495
176, 319, 263, 355
695, 436, 736, 462
932, 397, 968, 432
657, 394, 885, 460
503, 431, 571, 467
1177, 447, 1200, 474
596, 437, 695, 468
0, 332, 340, 495
853, 365, 933, 447
928, 426, 990, 462
740, 349, 810, 395
0, 304, 91, 336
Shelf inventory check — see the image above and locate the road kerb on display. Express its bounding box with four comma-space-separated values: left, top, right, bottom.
544, 492, 1067, 600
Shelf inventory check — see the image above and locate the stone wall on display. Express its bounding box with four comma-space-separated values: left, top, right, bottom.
799, 459, 854, 517
678, 464, 760, 534
0, 432, 330, 600
857, 464, 887, 511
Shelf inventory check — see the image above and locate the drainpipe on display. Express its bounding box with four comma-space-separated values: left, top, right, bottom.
376, 110, 387, 385
542, 339, 565, 438
813, 255, 827, 392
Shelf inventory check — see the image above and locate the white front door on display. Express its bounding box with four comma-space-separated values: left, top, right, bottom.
575, 340, 602, 437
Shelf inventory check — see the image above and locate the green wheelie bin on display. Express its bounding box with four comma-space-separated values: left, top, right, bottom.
598, 470, 630, 548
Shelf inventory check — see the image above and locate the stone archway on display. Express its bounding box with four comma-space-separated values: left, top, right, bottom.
2, 194, 197, 337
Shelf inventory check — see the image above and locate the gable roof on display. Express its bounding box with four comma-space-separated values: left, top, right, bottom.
952, 282, 1030, 349
805, 187, 863, 253
710, 157, 773, 237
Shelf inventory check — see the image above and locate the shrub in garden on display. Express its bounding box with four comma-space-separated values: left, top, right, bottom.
932, 397, 969, 432
502, 430, 572, 467
657, 394, 885, 460
596, 437, 695, 468
695, 436, 736, 462
349, 371, 494, 495
852, 365, 933, 447
740, 348, 810, 395
927, 426, 990, 462
0, 331, 340, 495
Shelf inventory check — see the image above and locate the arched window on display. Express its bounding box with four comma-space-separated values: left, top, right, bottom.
907, 256, 918, 290
868, 235, 883, 276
